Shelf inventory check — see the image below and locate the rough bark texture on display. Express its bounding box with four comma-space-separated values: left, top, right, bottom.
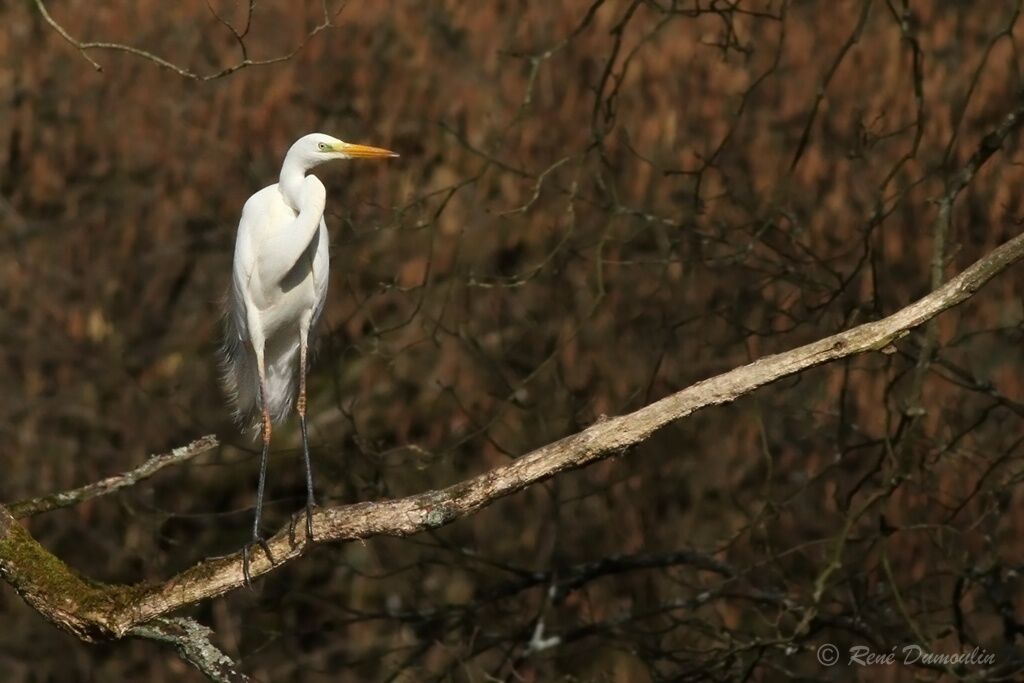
128, 618, 253, 683
2, 228, 1022, 642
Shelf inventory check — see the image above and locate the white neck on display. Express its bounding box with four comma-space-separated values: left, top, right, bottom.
279, 152, 310, 211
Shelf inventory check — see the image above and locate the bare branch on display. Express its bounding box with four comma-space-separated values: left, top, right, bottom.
1, 228, 1023, 642
905, 80, 1024, 417
790, 0, 873, 170
32, 0, 344, 81
7, 435, 218, 518
129, 617, 250, 683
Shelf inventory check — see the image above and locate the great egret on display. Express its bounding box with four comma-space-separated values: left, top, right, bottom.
220, 132, 397, 584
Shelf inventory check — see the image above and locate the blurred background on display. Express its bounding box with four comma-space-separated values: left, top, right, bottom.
2, 1, 1024, 680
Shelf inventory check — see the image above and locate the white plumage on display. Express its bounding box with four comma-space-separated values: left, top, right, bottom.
221, 178, 329, 428
219, 132, 397, 585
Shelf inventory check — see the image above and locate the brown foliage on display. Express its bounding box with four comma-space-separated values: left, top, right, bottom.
2, 0, 1024, 680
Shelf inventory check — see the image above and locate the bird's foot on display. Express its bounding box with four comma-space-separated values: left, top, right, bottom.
242, 536, 274, 589
305, 498, 317, 541
287, 502, 318, 548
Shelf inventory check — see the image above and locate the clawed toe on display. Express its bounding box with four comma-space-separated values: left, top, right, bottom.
305, 501, 317, 541
242, 537, 274, 588
287, 503, 318, 547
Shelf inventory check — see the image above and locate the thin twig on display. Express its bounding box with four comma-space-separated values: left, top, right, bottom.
32, 0, 344, 81
7, 435, 219, 518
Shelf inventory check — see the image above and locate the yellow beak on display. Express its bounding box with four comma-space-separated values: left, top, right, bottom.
334, 142, 399, 159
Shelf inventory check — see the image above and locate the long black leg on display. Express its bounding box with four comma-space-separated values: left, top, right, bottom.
297, 339, 316, 542
243, 372, 274, 587
252, 408, 273, 538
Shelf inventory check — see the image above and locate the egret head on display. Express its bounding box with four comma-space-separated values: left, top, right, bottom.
287, 133, 398, 171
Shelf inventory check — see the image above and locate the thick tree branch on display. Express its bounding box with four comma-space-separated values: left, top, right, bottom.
7, 436, 219, 518
2, 229, 1023, 643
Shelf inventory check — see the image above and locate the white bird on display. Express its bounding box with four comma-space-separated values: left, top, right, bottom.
220, 132, 397, 584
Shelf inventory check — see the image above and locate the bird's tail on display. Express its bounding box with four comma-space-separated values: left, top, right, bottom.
220, 311, 299, 434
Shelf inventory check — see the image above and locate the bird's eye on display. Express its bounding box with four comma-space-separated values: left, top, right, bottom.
318, 142, 327, 151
